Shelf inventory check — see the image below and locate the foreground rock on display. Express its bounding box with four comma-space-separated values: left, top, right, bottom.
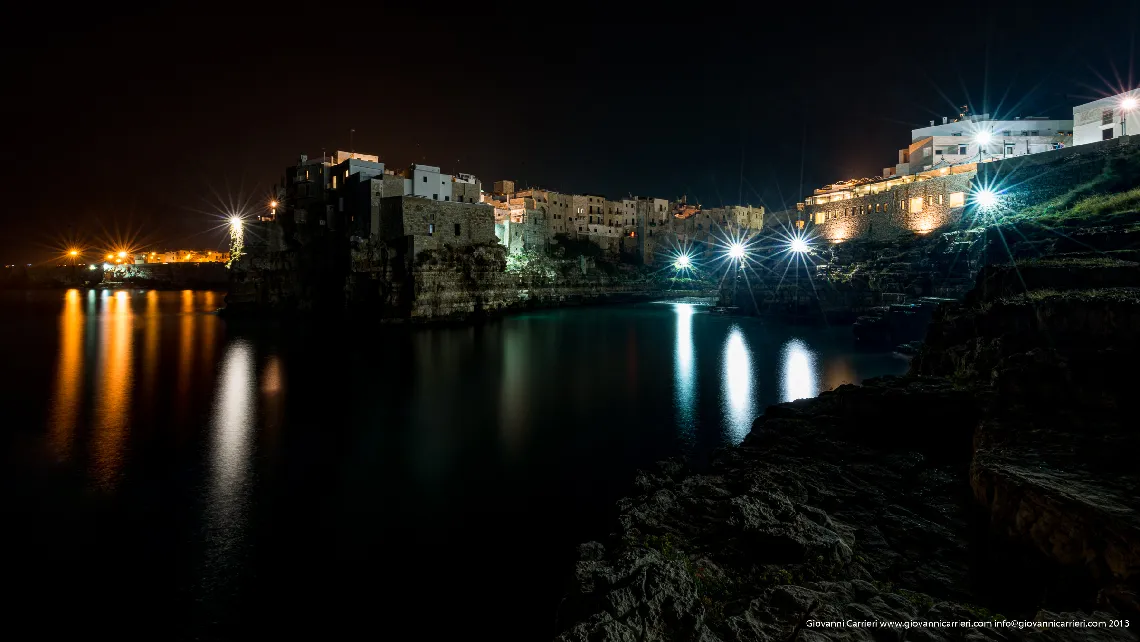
555, 249, 1140, 641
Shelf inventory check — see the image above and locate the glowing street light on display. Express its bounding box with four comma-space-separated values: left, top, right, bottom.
1122, 96, 1137, 137
117, 251, 127, 259
229, 216, 243, 230
68, 250, 78, 257
973, 187, 999, 211
673, 253, 692, 270
105, 253, 114, 260
269, 200, 278, 209
790, 237, 809, 253
728, 242, 746, 260
975, 130, 993, 163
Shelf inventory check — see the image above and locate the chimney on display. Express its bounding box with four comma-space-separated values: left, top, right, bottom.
930, 120, 935, 127
943, 117, 948, 124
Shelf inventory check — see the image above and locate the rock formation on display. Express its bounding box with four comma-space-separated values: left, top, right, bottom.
555, 216, 1140, 640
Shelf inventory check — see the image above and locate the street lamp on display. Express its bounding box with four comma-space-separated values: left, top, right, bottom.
1123, 96, 1137, 137
975, 130, 993, 163
728, 242, 746, 260
790, 237, 809, 253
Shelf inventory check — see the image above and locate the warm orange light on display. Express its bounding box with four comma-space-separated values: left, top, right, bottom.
68, 250, 78, 256
185, 254, 191, 259
105, 253, 114, 260
270, 200, 278, 208
117, 251, 127, 259
115, 259, 122, 264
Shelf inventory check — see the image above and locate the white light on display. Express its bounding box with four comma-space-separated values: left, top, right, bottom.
102, 263, 113, 270
674, 253, 692, 269
722, 326, 753, 443
1122, 97, 1137, 111
790, 237, 809, 253
229, 216, 243, 229
974, 188, 998, 209
728, 242, 746, 260
781, 339, 818, 402
975, 130, 993, 145
89, 264, 98, 271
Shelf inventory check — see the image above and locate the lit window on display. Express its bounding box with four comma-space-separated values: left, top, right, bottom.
948, 192, 965, 207
938, 194, 943, 205
428, 224, 434, 236
910, 197, 924, 213
332, 176, 337, 189
875, 203, 880, 212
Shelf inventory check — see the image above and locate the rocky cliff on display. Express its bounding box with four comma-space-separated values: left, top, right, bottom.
554, 214, 1140, 640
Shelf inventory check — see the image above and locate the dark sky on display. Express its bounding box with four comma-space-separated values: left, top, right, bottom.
3, 4, 1137, 264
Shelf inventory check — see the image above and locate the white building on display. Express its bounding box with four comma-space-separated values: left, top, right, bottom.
1072, 90, 1140, 145
406, 164, 456, 201
890, 114, 1072, 176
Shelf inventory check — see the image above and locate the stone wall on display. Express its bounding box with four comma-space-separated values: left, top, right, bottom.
806, 171, 973, 242
374, 196, 496, 258
451, 181, 481, 204
978, 134, 1137, 214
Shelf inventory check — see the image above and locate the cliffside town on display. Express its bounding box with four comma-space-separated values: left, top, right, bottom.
227, 91, 1137, 325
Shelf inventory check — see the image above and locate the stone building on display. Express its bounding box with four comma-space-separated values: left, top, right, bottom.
803, 168, 974, 242
373, 196, 496, 257
570, 194, 607, 237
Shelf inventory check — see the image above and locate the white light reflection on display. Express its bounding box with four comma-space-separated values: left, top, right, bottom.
780, 338, 818, 402
674, 303, 696, 434
205, 340, 256, 578
721, 325, 753, 443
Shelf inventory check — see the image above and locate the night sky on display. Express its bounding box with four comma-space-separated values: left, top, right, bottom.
3, 5, 1136, 264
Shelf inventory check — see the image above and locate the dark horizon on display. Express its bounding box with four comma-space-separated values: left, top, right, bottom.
2, 4, 1137, 264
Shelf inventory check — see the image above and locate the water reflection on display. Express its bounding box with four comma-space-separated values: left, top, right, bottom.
500, 332, 529, 455
673, 304, 696, 433
143, 291, 160, 401
780, 338, 818, 402
205, 340, 256, 576
48, 289, 84, 461
722, 325, 754, 443
177, 290, 196, 411
91, 291, 133, 489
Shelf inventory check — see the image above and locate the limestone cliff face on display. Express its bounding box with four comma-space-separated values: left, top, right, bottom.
231, 235, 716, 319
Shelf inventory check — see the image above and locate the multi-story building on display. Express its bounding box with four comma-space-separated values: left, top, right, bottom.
372, 196, 496, 256
283, 153, 333, 226
1072, 89, 1139, 145
891, 114, 1072, 176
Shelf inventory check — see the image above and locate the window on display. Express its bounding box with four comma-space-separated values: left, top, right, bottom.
433, 194, 438, 200
948, 192, 965, 207
332, 176, 337, 189
1103, 128, 1115, 141
958, 145, 968, 155
875, 203, 880, 212
1102, 109, 1114, 125
1005, 144, 1015, 155
938, 194, 943, 205
423, 176, 428, 182
445, 196, 450, 201
1030, 131, 1039, 136
884, 202, 890, 212
428, 224, 434, 236
454, 223, 461, 237
910, 196, 924, 213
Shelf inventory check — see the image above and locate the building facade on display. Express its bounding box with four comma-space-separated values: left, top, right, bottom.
1073, 90, 1139, 145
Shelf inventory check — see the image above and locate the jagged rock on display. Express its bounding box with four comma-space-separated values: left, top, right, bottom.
557, 227, 1140, 641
